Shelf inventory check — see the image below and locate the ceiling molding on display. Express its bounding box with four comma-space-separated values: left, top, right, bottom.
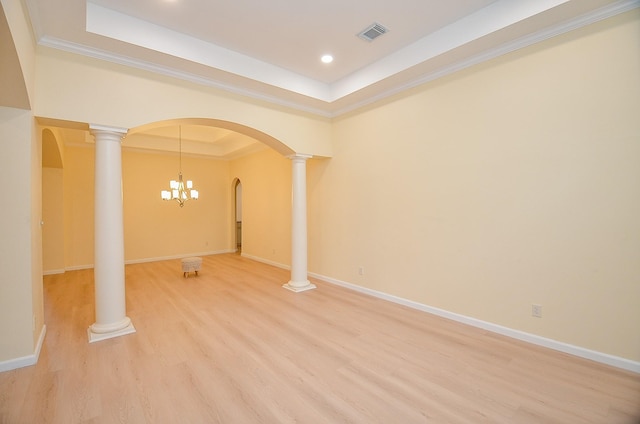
85, 2, 330, 101
331, 0, 640, 117
37, 35, 335, 118
28, 0, 640, 118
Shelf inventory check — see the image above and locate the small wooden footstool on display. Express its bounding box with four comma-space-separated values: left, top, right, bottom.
181, 257, 202, 278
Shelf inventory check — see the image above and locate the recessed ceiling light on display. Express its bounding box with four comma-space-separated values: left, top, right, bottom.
321, 54, 334, 64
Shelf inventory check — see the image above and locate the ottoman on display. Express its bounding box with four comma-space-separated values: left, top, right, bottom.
181, 257, 202, 278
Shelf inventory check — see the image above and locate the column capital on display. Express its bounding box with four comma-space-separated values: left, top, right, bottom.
89, 124, 128, 138
287, 153, 313, 161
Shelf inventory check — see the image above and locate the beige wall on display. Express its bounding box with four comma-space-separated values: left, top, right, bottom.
308, 10, 640, 361
29, 115, 44, 355
0, 0, 43, 365
42, 167, 64, 273
62, 145, 95, 269
59, 144, 237, 268
34, 48, 332, 158
229, 149, 292, 266
3, 0, 638, 369
123, 149, 231, 261
0, 0, 36, 105
0, 107, 38, 362
50, 138, 293, 269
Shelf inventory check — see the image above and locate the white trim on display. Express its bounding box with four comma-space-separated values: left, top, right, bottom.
88, 322, 136, 343
37, 36, 334, 119
0, 325, 47, 372
59, 250, 235, 272
89, 123, 128, 135
308, 271, 640, 374
35, 1, 639, 118
240, 253, 290, 271
64, 264, 94, 271
39, 253, 640, 373
332, 0, 640, 117
85, 2, 330, 101
283, 281, 317, 292
124, 250, 233, 265
43, 268, 65, 275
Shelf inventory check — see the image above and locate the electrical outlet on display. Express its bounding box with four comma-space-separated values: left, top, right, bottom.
532, 304, 542, 318
358, 266, 364, 276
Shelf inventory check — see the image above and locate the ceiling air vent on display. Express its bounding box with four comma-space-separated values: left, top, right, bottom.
357, 22, 388, 42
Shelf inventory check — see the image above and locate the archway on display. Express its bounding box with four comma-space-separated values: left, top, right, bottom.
234, 178, 242, 253
40, 116, 316, 343
128, 119, 315, 292
128, 118, 296, 158
41, 128, 65, 275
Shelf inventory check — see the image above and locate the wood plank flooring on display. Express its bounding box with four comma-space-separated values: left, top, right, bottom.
1, 253, 639, 423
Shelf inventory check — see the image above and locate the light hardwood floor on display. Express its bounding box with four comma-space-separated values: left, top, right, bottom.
1, 254, 639, 423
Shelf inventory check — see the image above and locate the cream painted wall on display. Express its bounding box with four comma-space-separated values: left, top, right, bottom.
230, 149, 292, 267
63, 145, 95, 269
2, 0, 637, 370
0, 0, 36, 105
29, 115, 44, 352
61, 141, 292, 268
33, 48, 332, 158
0, 107, 37, 362
60, 142, 292, 268
42, 167, 64, 273
61, 144, 235, 268
123, 149, 231, 261
308, 11, 640, 361
0, 0, 43, 366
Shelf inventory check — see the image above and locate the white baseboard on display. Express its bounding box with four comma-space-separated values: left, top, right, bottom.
43, 269, 65, 275
0, 324, 47, 372
42, 252, 640, 374
64, 264, 94, 271
308, 271, 640, 374
53, 250, 236, 273
240, 253, 290, 271
125, 249, 234, 265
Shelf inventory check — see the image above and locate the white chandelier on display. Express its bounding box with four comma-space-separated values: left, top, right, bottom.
161, 126, 199, 207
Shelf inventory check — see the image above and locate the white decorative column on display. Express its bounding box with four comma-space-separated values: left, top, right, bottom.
88, 125, 136, 342
283, 154, 316, 292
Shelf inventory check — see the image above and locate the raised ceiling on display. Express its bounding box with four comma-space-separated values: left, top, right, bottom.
21, 0, 638, 159
25, 0, 637, 118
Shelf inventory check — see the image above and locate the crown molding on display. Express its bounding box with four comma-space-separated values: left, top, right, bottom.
33, 0, 639, 119
37, 36, 335, 118
331, 0, 640, 117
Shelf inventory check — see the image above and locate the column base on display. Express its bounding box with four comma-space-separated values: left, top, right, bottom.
88, 319, 136, 343
282, 280, 317, 293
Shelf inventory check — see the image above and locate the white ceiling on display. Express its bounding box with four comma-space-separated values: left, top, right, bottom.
22, 0, 639, 158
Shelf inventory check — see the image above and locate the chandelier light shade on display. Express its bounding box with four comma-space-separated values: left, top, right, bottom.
161, 126, 199, 207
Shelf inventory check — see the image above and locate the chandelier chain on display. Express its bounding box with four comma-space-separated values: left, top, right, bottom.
160, 125, 199, 207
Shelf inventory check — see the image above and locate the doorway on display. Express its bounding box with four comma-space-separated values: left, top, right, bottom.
235, 179, 242, 253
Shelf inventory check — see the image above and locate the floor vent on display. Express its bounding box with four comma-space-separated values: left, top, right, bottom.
357, 22, 388, 42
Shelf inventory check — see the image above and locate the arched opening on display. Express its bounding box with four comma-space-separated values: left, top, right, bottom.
128, 118, 295, 158
37, 115, 314, 347
37, 117, 299, 268
123, 119, 282, 261
38, 117, 313, 279
234, 178, 243, 254
41, 128, 65, 275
